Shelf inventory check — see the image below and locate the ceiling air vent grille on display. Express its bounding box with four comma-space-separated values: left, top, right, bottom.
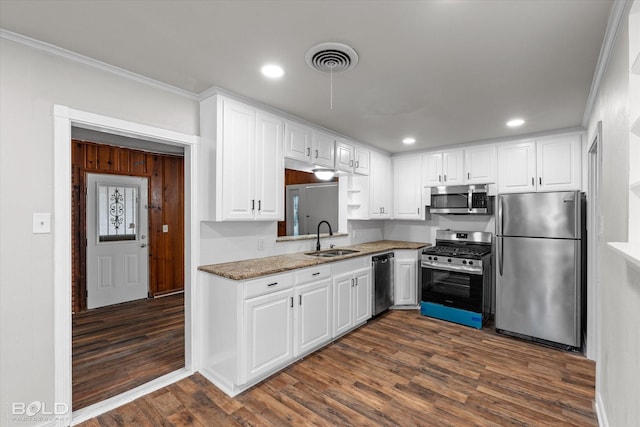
305, 42, 359, 73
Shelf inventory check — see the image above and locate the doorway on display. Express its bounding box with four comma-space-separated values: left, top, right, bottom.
587, 121, 602, 361
72, 140, 186, 410
53, 105, 198, 425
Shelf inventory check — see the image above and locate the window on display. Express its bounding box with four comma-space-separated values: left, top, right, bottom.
98, 185, 138, 242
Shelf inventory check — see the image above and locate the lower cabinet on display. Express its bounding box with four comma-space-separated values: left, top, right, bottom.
294, 278, 332, 356
243, 288, 294, 383
333, 267, 371, 337
394, 250, 419, 306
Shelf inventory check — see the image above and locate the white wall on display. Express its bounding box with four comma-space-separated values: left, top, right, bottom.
384, 215, 495, 244
585, 11, 640, 427
0, 39, 198, 425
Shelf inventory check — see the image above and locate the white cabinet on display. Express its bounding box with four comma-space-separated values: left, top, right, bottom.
497, 134, 581, 194
497, 141, 537, 193
369, 151, 393, 218
333, 267, 371, 337
536, 134, 582, 191
284, 121, 335, 169
464, 145, 497, 184
394, 251, 418, 306
243, 287, 294, 383
336, 139, 370, 175
422, 150, 464, 187
293, 265, 332, 356
394, 155, 423, 219
200, 95, 283, 221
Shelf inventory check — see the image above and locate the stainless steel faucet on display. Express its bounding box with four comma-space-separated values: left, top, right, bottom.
316, 220, 333, 251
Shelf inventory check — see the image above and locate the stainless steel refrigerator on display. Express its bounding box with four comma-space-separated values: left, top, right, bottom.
496, 191, 584, 349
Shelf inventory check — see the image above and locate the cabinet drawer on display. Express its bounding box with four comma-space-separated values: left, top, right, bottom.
295, 265, 331, 284
244, 273, 294, 299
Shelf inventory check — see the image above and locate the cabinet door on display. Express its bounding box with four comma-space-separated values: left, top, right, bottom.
536, 134, 582, 192
422, 153, 443, 187
255, 111, 284, 220
294, 279, 332, 356
335, 140, 354, 173
465, 145, 496, 184
312, 131, 336, 169
353, 268, 371, 325
370, 152, 392, 218
243, 288, 294, 383
284, 121, 311, 162
354, 147, 370, 175
393, 156, 422, 219
394, 259, 417, 305
497, 141, 537, 194
443, 150, 464, 185
221, 99, 256, 220
333, 272, 354, 336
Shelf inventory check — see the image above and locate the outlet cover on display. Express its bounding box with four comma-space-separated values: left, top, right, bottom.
163, 224, 169, 233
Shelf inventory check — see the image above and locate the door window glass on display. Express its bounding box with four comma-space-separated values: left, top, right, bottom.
98, 184, 138, 242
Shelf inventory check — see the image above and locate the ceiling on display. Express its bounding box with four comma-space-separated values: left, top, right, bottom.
0, 0, 613, 153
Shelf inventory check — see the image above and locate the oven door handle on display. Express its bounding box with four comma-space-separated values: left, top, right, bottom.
421, 262, 483, 276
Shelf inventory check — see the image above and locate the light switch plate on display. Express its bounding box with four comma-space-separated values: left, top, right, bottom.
163, 224, 169, 233
33, 213, 51, 234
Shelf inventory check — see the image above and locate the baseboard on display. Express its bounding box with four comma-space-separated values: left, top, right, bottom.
71, 367, 193, 425
595, 392, 610, 427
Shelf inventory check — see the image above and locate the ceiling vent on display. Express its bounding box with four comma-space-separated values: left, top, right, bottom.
305, 42, 359, 73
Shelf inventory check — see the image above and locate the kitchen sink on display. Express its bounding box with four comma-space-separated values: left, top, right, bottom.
305, 249, 360, 257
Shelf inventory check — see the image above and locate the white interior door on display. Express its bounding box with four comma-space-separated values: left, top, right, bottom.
86, 173, 149, 309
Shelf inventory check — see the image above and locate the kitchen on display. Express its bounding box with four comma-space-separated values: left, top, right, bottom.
1, 1, 639, 426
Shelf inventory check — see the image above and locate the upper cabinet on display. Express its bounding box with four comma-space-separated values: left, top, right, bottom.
422, 149, 464, 187
284, 121, 335, 169
200, 95, 284, 221
394, 155, 423, 220
464, 145, 497, 184
497, 133, 582, 193
369, 151, 393, 218
336, 139, 370, 175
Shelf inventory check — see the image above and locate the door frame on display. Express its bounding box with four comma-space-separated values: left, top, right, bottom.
586, 121, 602, 362
54, 105, 199, 425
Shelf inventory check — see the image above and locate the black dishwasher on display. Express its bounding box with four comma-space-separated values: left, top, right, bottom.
372, 252, 394, 316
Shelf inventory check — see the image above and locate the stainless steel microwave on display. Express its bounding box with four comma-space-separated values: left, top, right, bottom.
429, 185, 494, 215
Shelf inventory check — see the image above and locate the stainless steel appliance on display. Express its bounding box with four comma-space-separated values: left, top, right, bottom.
496, 191, 585, 350
430, 184, 493, 215
372, 252, 394, 316
420, 230, 493, 328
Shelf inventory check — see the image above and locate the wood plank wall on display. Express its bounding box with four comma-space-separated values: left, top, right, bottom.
277, 169, 338, 237
71, 140, 184, 312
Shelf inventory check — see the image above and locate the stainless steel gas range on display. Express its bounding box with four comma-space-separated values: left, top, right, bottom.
420, 230, 493, 329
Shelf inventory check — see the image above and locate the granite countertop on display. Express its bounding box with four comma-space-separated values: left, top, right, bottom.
198, 240, 429, 280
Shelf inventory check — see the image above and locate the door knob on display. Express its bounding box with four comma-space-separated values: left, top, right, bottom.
141, 243, 147, 248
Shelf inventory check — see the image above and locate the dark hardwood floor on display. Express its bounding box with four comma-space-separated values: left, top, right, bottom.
72, 294, 185, 410
77, 309, 596, 426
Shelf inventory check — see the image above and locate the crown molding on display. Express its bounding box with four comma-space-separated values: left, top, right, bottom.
582, 0, 633, 126
0, 28, 199, 101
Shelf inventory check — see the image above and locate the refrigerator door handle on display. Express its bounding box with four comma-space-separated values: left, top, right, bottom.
498, 196, 504, 236
498, 236, 504, 276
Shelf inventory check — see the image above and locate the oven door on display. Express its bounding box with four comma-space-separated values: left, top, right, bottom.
421, 264, 484, 313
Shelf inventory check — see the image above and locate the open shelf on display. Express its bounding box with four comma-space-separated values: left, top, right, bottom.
608, 242, 640, 270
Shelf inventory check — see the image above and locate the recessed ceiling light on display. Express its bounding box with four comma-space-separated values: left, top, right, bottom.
260, 64, 284, 79
402, 137, 416, 145
506, 118, 525, 127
